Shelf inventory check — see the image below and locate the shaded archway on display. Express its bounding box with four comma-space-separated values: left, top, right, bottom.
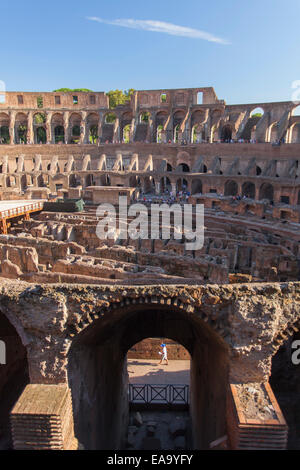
0, 311, 29, 449
224, 180, 238, 196
177, 163, 190, 173
221, 125, 232, 142
270, 331, 300, 449
67, 302, 229, 450
15, 113, 27, 144
176, 178, 188, 192
0, 113, 10, 144
191, 179, 202, 195
160, 176, 171, 193
242, 181, 255, 199
259, 183, 274, 202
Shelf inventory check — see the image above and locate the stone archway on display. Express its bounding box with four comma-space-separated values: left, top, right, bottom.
0, 310, 29, 449
67, 299, 229, 450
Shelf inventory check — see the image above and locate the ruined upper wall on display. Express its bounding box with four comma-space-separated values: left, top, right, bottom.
0, 92, 109, 110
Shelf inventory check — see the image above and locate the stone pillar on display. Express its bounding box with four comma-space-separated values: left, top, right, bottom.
155, 181, 161, 195
129, 117, 135, 143
113, 117, 120, 143
171, 182, 177, 195
80, 112, 87, 144
11, 384, 78, 450
27, 111, 34, 144
9, 111, 16, 145
63, 112, 69, 144
97, 112, 104, 144
46, 112, 53, 144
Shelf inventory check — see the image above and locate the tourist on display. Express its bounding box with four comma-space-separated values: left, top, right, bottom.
158, 343, 168, 365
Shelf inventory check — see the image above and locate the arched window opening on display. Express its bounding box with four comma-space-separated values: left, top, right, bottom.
221, 125, 232, 142
177, 163, 190, 173
54, 126, 64, 144
122, 124, 131, 143
191, 179, 202, 195
224, 180, 238, 196
242, 182, 255, 199
259, 183, 274, 202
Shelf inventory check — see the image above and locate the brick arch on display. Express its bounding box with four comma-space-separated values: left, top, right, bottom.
271, 317, 300, 354
65, 294, 230, 347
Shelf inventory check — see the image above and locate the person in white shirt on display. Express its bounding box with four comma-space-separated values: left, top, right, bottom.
158, 343, 169, 365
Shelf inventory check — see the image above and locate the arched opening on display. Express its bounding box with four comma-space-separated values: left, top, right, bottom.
224, 180, 238, 196
174, 124, 180, 144
191, 179, 202, 195
160, 176, 171, 193
173, 111, 185, 143
197, 92, 203, 105
67, 303, 229, 450
15, 113, 27, 144
143, 176, 154, 194
87, 113, 99, 144
127, 338, 190, 449
102, 113, 116, 143
266, 122, 278, 143
0, 126, 9, 144
270, 331, 300, 449
292, 105, 300, 116
155, 112, 168, 143
54, 126, 65, 144
221, 125, 232, 142
37, 174, 46, 187
242, 182, 255, 199
140, 112, 150, 124
85, 174, 93, 187
192, 124, 204, 143
33, 113, 46, 144
122, 124, 131, 144
177, 163, 190, 173
176, 178, 188, 192
69, 113, 82, 144
166, 163, 172, 172
0, 311, 29, 449
290, 123, 300, 144
259, 183, 274, 202
240, 108, 264, 141
121, 112, 133, 143
0, 113, 10, 144
156, 125, 163, 143
35, 127, 46, 144
20, 174, 27, 191
129, 175, 140, 188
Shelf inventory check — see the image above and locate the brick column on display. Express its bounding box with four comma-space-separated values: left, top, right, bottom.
9, 111, 16, 145
63, 112, 69, 144
11, 384, 78, 450
46, 112, 53, 144
27, 111, 34, 144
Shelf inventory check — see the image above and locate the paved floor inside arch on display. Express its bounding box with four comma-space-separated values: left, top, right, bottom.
127, 359, 190, 385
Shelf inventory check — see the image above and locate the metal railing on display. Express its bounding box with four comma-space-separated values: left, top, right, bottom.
0, 201, 43, 220
129, 384, 189, 406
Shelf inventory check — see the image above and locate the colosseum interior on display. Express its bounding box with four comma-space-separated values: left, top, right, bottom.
0, 87, 300, 450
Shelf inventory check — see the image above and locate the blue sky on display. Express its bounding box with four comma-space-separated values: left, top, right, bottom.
1, 0, 300, 104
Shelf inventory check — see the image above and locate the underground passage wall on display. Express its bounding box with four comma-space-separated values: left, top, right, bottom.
0, 311, 29, 448
67, 303, 229, 450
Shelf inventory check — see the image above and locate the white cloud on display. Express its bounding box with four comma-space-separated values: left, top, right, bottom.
86, 17, 230, 45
